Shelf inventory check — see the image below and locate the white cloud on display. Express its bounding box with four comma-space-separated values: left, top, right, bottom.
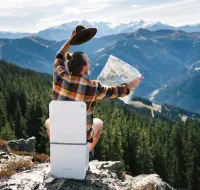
137, 0, 197, 12
0, 0, 199, 32
132, 5, 140, 8
0, 0, 69, 9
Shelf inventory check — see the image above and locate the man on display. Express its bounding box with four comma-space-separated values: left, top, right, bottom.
45, 28, 143, 151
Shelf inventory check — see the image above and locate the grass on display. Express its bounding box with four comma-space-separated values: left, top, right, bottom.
7, 158, 35, 172
0, 139, 8, 151
11, 150, 50, 163
11, 150, 32, 156
0, 141, 50, 180
0, 169, 15, 180
0, 158, 35, 180
32, 153, 50, 163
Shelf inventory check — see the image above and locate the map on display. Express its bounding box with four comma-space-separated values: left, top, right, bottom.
97, 55, 142, 104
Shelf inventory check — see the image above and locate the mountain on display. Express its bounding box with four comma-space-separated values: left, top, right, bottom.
88, 29, 200, 98
1, 20, 200, 41
0, 33, 122, 73
179, 24, 200, 33
35, 20, 185, 41
0, 31, 34, 39
152, 64, 200, 113
1, 36, 56, 73
1, 29, 200, 112
120, 20, 175, 34
37, 20, 113, 41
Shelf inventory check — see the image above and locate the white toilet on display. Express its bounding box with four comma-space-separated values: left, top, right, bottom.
49, 101, 89, 180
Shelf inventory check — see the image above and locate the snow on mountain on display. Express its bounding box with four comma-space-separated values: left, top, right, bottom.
36, 20, 200, 41
0, 31, 34, 39
178, 24, 200, 33
1, 20, 200, 41
36, 19, 176, 41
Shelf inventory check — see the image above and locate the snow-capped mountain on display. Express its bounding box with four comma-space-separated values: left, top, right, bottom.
37, 20, 113, 41
0, 31, 34, 39
117, 20, 175, 33
36, 19, 176, 40
0, 20, 200, 41
178, 24, 200, 33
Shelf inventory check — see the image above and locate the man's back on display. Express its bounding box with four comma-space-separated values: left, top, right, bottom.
53, 52, 130, 143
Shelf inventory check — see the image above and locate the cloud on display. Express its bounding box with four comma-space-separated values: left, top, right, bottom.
136, 0, 198, 12
0, 0, 69, 9
36, 0, 122, 30
132, 5, 140, 8
127, 0, 199, 26
63, 0, 113, 15
0, 0, 199, 32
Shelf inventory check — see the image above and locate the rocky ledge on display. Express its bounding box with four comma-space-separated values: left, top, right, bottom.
0, 154, 173, 190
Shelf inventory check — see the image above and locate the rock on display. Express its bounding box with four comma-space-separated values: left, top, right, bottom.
126, 174, 173, 190
0, 159, 174, 190
2, 155, 9, 159
7, 137, 36, 153
0, 163, 50, 190
0, 151, 7, 157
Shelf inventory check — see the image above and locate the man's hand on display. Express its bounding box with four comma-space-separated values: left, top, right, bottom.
127, 75, 143, 90
59, 28, 77, 54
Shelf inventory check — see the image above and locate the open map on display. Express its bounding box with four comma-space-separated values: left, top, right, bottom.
97, 55, 142, 104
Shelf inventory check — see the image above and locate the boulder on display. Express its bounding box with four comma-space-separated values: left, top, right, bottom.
7, 137, 36, 153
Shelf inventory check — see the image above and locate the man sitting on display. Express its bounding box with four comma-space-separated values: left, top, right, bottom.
45, 27, 143, 151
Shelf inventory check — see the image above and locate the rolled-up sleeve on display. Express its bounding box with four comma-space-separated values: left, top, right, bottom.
54, 52, 69, 80
95, 81, 130, 101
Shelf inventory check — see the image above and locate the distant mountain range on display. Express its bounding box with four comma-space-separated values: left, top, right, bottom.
1, 20, 200, 41
1, 29, 200, 113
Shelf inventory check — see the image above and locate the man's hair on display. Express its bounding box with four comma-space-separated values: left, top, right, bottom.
67, 52, 88, 76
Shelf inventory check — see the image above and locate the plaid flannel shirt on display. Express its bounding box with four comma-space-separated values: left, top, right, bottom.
52, 51, 130, 143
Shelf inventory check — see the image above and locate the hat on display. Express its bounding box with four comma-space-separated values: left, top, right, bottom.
69, 25, 97, 45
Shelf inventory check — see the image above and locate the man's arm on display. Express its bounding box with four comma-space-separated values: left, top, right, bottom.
58, 29, 76, 55
59, 40, 71, 56
95, 82, 130, 101
54, 30, 75, 78
54, 50, 69, 79
95, 77, 143, 101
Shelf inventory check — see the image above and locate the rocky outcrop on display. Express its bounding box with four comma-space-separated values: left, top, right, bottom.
0, 137, 173, 189
7, 137, 36, 153
0, 153, 173, 190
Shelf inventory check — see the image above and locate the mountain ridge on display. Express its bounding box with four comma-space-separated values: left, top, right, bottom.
1, 20, 200, 41
1, 29, 200, 113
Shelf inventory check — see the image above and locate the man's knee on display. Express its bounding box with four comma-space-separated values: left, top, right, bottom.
93, 118, 104, 132
94, 118, 103, 127
45, 118, 50, 129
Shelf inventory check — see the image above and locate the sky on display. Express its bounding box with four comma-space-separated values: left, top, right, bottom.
0, 0, 199, 33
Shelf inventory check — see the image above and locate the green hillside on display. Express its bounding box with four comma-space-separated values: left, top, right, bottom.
0, 59, 52, 153
0, 59, 200, 189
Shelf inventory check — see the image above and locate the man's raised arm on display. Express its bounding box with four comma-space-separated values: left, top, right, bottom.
54, 30, 76, 78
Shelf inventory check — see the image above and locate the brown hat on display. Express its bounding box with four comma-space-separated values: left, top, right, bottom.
69, 25, 97, 45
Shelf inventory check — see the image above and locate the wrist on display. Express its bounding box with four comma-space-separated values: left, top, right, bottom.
126, 82, 132, 90
122, 83, 131, 95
